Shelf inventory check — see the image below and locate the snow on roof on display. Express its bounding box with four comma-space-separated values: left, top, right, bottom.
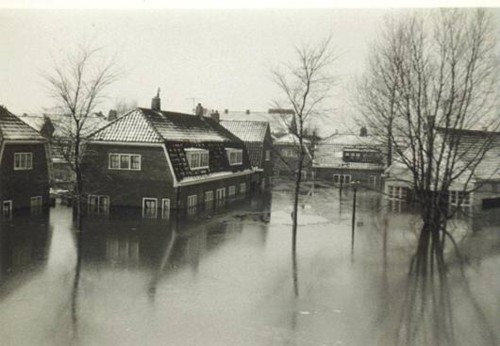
219, 110, 287, 134
220, 120, 269, 143
0, 106, 45, 143
90, 108, 241, 144
274, 133, 311, 144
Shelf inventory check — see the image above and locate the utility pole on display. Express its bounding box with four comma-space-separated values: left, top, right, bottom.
351, 181, 359, 260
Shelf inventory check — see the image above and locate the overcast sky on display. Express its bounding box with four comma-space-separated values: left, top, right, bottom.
0, 6, 498, 135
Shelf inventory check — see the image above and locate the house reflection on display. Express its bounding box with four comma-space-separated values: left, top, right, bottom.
79, 192, 272, 290
0, 210, 51, 288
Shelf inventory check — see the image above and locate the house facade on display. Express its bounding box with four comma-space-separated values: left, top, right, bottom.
82, 98, 254, 217
19, 113, 110, 191
0, 106, 50, 215
384, 129, 500, 209
272, 134, 314, 180
220, 120, 273, 189
313, 130, 385, 188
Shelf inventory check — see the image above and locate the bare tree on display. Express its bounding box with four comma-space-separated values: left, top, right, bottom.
44, 45, 120, 225
272, 37, 336, 296
357, 9, 500, 276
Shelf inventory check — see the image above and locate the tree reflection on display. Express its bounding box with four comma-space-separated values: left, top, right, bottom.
394, 215, 500, 346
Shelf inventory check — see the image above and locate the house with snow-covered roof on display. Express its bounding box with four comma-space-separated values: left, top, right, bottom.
384, 128, 500, 209
0, 106, 49, 215
220, 120, 273, 189
82, 95, 254, 217
313, 128, 386, 187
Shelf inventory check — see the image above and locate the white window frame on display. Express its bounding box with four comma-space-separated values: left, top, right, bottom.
265, 150, 271, 161
3, 200, 12, 219
301, 170, 307, 180
369, 176, 377, 186
449, 190, 471, 207
187, 194, 198, 208
108, 153, 141, 171
88, 195, 110, 215
142, 197, 158, 218
205, 190, 214, 202
216, 187, 226, 201
228, 185, 236, 196
161, 198, 171, 219
333, 174, 351, 184
14, 152, 33, 170
226, 148, 243, 166
387, 185, 409, 201
185, 148, 209, 170
239, 183, 246, 194
281, 148, 295, 158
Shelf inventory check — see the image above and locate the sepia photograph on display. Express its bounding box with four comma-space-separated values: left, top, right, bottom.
1, 1, 500, 345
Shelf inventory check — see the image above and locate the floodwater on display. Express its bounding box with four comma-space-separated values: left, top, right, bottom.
1, 184, 500, 345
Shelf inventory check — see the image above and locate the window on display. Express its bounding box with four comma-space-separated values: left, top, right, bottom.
162, 198, 171, 219
388, 186, 409, 201
142, 198, 158, 218
2, 200, 12, 219
281, 148, 295, 158
228, 185, 236, 196
185, 148, 209, 170
187, 195, 198, 215
187, 195, 198, 208
240, 183, 246, 194
333, 174, 351, 184
265, 150, 271, 161
205, 190, 214, 202
88, 195, 110, 215
30, 196, 42, 215
216, 188, 226, 206
369, 176, 377, 186
226, 148, 243, 165
301, 170, 307, 180
108, 154, 141, 170
14, 153, 33, 170
449, 190, 471, 207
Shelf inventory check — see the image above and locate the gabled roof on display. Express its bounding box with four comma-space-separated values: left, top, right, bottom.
220, 120, 269, 143
18, 113, 110, 138
0, 106, 45, 143
220, 110, 288, 135
90, 108, 242, 144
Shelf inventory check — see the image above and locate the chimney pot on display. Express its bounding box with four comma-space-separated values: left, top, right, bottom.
224, 109, 228, 114
210, 110, 220, 123
195, 103, 204, 117
151, 88, 161, 111
246, 109, 250, 115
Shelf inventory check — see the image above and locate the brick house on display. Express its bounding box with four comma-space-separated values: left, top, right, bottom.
82, 97, 254, 217
220, 120, 273, 189
313, 129, 385, 187
273, 133, 313, 180
384, 129, 500, 209
19, 113, 110, 191
0, 106, 50, 216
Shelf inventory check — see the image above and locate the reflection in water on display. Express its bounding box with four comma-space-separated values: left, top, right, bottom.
0, 210, 51, 290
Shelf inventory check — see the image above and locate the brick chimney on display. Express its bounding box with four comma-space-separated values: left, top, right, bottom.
151, 88, 161, 111
210, 110, 220, 122
195, 103, 204, 117
108, 109, 118, 121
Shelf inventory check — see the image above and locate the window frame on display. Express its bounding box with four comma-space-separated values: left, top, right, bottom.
205, 190, 214, 202
185, 148, 209, 170
162, 198, 171, 219
239, 183, 246, 194
265, 150, 271, 161
226, 148, 243, 166
228, 185, 236, 196
88, 194, 110, 215
14, 152, 33, 170
108, 153, 141, 171
142, 197, 158, 218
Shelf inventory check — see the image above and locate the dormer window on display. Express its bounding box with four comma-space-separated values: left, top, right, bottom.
185, 148, 209, 170
226, 148, 243, 165
14, 152, 33, 170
